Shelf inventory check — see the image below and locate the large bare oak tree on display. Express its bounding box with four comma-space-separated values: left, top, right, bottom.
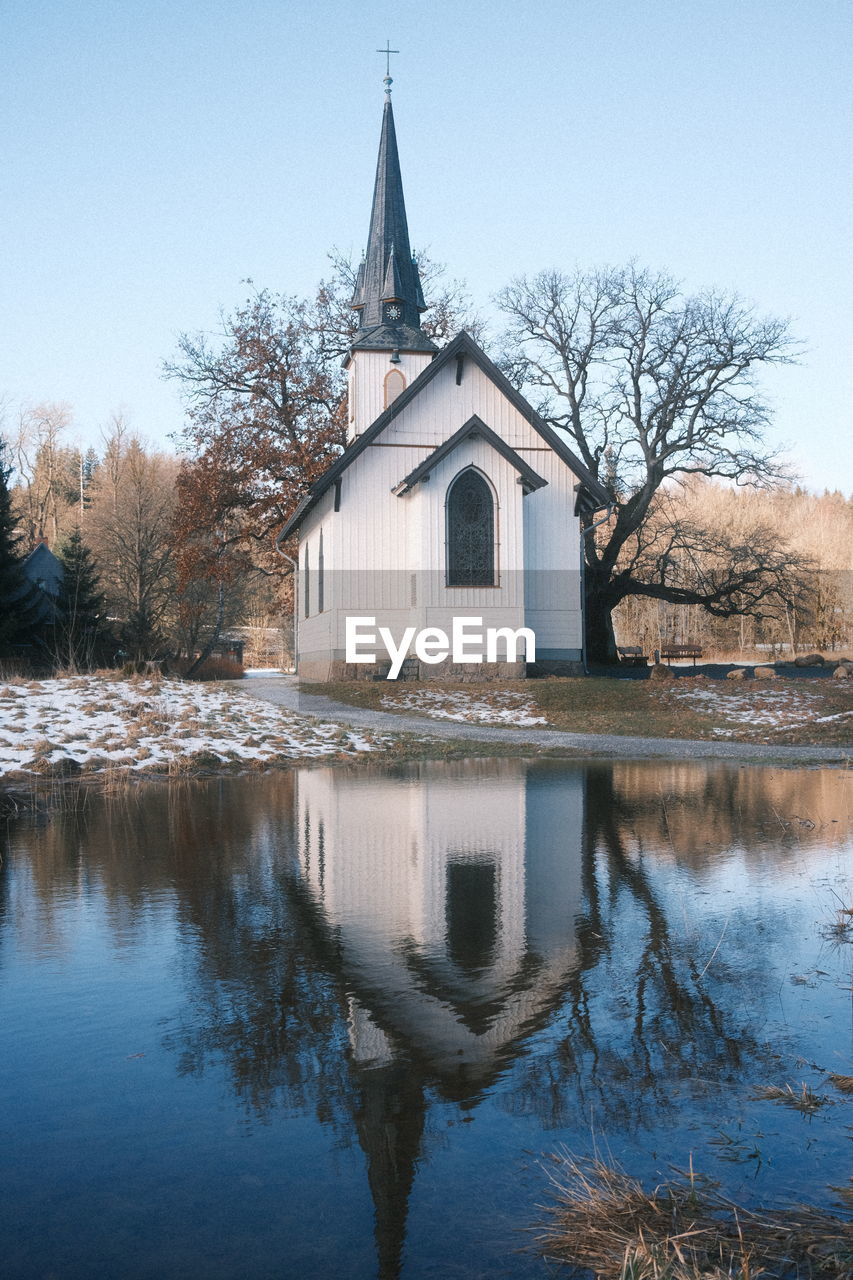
497, 265, 805, 662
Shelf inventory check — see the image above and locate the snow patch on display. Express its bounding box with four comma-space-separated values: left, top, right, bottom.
665, 683, 852, 732
0, 676, 390, 778
381, 688, 548, 727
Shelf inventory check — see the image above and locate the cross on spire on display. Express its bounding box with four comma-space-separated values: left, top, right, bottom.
377, 40, 399, 76
377, 40, 399, 95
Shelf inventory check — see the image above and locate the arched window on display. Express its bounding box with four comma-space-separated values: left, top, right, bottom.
384, 368, 406, 408
446, 469, 495, 586
303, 544, 310, 618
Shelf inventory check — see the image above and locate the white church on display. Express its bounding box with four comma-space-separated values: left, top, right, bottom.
278, 77, 610, 681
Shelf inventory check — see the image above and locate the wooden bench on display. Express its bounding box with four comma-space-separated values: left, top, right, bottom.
617, 646, 649, 667
659, 644, 703, 667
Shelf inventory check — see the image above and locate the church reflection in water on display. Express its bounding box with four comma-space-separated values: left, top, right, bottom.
291, 759, 586, 1278
162, 758, 838, 1280
295, 760, 584, 1089
283, 756, 812, 1279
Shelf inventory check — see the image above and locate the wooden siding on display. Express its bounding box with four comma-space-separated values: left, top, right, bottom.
348, 349, 434, 441
303, 355, 585, 661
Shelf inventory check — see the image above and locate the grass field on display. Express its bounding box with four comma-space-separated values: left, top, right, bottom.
313, 674, 853, 748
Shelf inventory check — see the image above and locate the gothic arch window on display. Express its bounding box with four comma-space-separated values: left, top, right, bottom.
384, 368, 406, 408
446, 468, 496, 587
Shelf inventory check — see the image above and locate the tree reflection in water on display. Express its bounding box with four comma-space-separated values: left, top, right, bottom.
3, 760, 849, 1280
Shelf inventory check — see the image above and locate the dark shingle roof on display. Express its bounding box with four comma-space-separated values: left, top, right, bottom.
350, 321, 437, 355
351, 97, 435, 348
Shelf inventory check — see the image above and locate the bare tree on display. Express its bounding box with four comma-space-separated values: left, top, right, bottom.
497, 265, 802, 661
165, 259, 483, 577
97, 411, 130, 515
12, 402, 79, 547
611, 480, 853, 658
88, 429, 177, 661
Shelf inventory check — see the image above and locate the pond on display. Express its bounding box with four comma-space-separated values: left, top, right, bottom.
1, 759, 851, 1278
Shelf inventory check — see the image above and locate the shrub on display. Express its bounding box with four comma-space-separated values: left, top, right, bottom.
173, 656, 244, 681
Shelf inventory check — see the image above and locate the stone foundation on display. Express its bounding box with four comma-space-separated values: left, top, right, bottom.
299, 656, 526, 682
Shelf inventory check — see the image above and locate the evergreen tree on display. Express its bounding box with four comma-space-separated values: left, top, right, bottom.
0, 441, 42, 658
52, 528, 112, 670
81, 446, 99, 512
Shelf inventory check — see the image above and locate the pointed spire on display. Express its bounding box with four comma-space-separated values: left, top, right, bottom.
380, 244, 404, 302
351, 89, 436, 354
412, 257, 426, 312
351, 258, 366, 315
354, 1059, 426, 1280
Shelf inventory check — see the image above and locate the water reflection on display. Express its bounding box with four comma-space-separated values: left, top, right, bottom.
295, 762, 584, 1086
1, 761, 850, 1280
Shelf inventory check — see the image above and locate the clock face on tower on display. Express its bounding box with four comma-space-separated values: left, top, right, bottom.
385, 304, 402, 321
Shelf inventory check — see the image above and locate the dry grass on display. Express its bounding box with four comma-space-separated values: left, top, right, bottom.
820, 909, 853, 945
828, 1075, 853, 1095
749, 1082, 831, 1113
313, 676, 853, 748
540, 1154, 853, 1279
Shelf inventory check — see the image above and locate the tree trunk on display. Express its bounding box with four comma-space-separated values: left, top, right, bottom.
585, 572, 619, 665
185, 583, 225, 679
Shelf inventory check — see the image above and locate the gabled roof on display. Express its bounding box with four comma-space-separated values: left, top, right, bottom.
277, 330, 611, 543
22, 541, 63, 595
392, 415, 547, 496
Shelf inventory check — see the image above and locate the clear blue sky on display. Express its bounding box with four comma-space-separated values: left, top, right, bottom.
3, 0, 851, 493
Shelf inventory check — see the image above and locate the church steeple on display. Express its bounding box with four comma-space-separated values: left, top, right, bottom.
350, 83, 437, 355
345, 73, 437, 440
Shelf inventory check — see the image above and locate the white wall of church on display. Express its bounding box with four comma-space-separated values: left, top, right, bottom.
347, 349, 434, 441
296, 761, 527, 970
298, 354, 586, 674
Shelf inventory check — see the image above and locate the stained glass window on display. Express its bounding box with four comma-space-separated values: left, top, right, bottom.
447, 470, 495, 586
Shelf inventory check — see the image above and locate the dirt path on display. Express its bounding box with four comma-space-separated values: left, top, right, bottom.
238, 677, 851, 766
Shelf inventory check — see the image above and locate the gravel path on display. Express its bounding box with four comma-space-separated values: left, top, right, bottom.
238, 678, 851, 766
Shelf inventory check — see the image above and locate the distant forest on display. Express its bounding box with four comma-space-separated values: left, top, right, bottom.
1, 408, 282, 671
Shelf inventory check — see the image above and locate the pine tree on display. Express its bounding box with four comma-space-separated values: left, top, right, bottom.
52, 528, 112, 670
81, 446, 99, 512
0, 441, 42, 658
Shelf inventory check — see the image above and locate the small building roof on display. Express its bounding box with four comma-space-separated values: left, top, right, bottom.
22, 541, 63, 596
